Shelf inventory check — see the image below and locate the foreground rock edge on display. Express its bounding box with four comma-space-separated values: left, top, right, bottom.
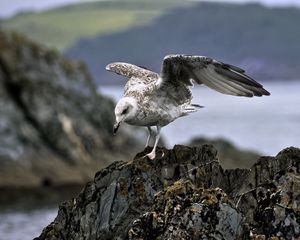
36, 145, 300, 240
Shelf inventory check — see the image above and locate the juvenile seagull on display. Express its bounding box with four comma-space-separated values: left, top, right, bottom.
106, 54, 270, 159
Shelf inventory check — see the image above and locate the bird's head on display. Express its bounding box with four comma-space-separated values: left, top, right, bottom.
113, 97, 137, 135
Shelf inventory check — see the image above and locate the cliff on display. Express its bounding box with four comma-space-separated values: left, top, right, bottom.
37, 144, 300, 239
0, 30, 141, 205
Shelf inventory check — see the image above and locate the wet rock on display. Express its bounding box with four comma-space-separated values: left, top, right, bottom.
36, 145, 300, 239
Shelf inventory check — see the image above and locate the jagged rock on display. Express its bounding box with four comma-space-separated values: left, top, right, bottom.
128, 181, 245, 240
0, 30, 141, 204
36, 145, 300, 239
236, 147, 300, 239
189, 137, 260, 169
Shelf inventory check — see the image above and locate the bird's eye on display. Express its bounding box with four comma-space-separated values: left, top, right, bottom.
122, 108, 128, 115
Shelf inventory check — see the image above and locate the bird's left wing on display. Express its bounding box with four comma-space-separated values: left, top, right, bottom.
158, 55, 270, 102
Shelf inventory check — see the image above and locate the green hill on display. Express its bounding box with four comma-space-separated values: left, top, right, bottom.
65, 2, 300, 84
0, 0, 192, 50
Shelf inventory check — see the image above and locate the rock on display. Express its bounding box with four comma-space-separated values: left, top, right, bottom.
128, 181, 246, 240
36, 145, 300, 239
189, 137, 261, 169
0, 30, 141, 205
236, 147, 300, 239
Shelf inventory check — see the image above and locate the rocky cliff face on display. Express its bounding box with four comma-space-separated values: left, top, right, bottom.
37, 145, 300, 239
0, 30, 140, 204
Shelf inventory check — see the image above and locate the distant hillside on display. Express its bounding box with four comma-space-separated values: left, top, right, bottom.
66, 2, 300, 85
0, 0, 192, 50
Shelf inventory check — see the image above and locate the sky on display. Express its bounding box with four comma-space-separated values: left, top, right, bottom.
0, 0, 299, 18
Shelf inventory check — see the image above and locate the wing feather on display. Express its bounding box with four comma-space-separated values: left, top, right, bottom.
198, 67, 247, 96
202, 66, 254, 96
159, 54, 270, 104
106, 62, 158, 79
106, 62, 159, 97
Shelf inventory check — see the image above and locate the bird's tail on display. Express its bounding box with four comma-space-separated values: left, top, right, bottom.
182, 104, 204, 115
191, 104, 204, 109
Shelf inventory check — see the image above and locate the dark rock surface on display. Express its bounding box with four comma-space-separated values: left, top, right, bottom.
37, 145, 300, 239
0, 30, 141, 204
189, 137, 260, 169
128, 181, 246, 240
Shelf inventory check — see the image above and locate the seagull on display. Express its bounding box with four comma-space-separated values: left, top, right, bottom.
106, 54, 270, 159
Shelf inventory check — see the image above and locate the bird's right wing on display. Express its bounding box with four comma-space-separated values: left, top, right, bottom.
106, 62, 158, 80
106, 62, 159, 98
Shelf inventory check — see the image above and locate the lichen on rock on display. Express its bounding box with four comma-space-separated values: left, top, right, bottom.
128, 180, 245, 240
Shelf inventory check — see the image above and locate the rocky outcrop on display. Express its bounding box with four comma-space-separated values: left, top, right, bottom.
37, 145, 300, 239
128, 181, 246, 239
0, 30, 141, 204
189, 137, 260, 169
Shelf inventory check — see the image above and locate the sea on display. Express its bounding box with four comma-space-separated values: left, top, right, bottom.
1, 80, 299, 240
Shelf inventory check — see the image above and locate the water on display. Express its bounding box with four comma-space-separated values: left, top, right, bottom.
99, 80, 300, 155
0, 208, 57, 240
1, 81, 299, 240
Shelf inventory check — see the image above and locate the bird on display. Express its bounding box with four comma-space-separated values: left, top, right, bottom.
106, 54, 270, 160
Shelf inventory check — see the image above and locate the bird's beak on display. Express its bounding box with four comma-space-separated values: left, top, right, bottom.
113, 122, 120, 135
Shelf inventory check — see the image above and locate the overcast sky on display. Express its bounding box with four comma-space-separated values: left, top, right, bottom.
0, 0, 299, 18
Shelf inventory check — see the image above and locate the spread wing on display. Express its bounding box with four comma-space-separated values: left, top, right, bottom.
106, 62, 159, 98
106, 62, 158, 80
159, 54, 270, 104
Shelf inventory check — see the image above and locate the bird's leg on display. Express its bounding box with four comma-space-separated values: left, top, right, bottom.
145, 126, 153, 147
147, 126, 161, 160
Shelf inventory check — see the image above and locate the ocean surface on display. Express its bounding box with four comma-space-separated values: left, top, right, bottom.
0, 207, 57, 240
1, 80, 299, 240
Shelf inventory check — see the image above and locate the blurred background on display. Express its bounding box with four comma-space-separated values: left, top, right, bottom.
0, 0, 299, 239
